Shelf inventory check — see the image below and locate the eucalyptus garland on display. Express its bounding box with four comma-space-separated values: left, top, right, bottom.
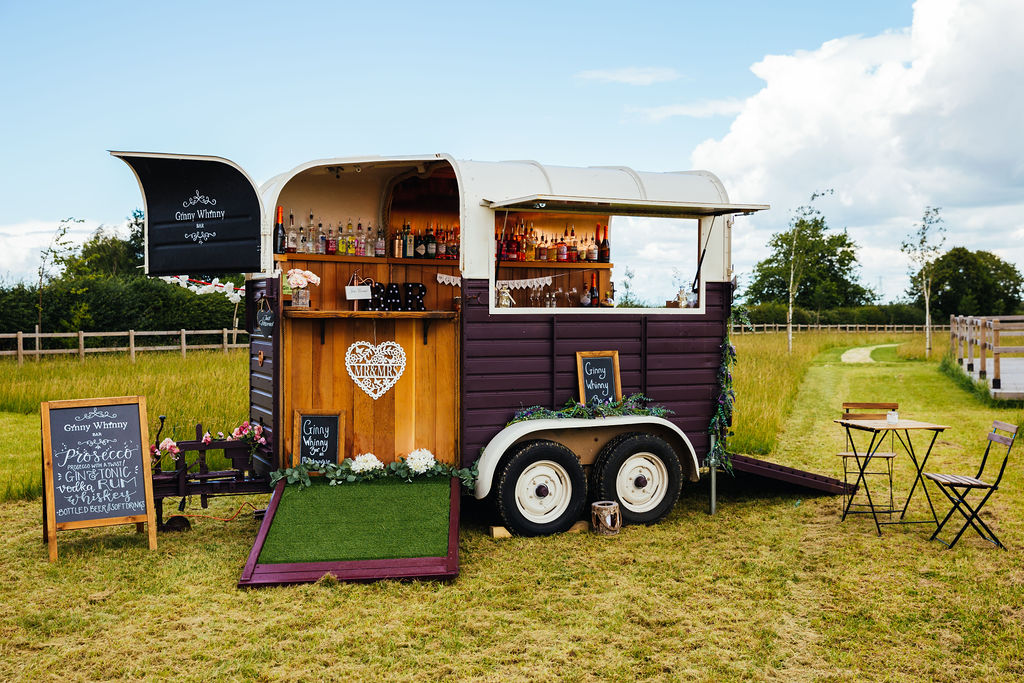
707, 308, 747, 473
508, 393, 674, 426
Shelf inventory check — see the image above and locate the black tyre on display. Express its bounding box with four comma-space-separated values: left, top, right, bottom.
496, 440, 587, 536
592, 433, 682, 525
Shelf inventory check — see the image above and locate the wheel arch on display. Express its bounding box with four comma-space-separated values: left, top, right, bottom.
474, 416, 700, 499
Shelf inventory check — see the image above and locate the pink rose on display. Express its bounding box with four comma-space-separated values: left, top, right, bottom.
202, 431, 212, 445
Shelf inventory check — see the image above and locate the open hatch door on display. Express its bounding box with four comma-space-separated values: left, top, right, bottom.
111, 151, 270, 275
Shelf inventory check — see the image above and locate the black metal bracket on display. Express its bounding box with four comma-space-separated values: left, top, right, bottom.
320, 320, 326, 345
423, 319, 432, 345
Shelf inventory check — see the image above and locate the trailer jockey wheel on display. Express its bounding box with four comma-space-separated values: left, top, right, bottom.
592, 433, 682, 525
496, 440, 586, 536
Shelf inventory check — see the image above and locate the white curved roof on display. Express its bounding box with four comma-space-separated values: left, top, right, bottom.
258, 154, 767, 279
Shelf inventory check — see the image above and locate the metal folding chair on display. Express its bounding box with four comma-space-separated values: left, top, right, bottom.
924, 420, 1017, 549
838, 402, 898, 515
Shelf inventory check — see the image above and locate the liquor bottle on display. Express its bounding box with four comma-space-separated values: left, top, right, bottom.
274, 206, 285, 253
599, 225, 611, 263
547, 233, 558, 261
403, 221, 413, 259
308, 210, 315, 252
317, 218, 326, 254
425, 224, 437, 258
557, 227, 568, 262
326, 224, 337, 255
589, 272, 599, 305
568, 225, 579, 263
375, 226, 386, 257
286, 210, 298, 253
414, 227, 426, 258
392, 226, 403, 258
436, 227, 447, 259
298, 224, 307, 253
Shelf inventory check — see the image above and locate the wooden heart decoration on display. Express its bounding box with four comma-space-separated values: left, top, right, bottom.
345, 341, 407, 400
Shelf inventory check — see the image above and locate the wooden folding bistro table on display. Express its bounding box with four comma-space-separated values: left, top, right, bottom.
835, 418, 949, 535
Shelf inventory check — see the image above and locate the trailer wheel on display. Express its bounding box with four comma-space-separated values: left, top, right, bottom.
592, 433, 682, 525
496, 440, 586, 536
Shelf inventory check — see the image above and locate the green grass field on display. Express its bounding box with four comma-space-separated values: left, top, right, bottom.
2, 333, 1023, 680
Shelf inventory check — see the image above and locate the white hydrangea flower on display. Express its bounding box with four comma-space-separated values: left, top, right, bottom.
406, 448, 436, 475
351, 452, 384, 474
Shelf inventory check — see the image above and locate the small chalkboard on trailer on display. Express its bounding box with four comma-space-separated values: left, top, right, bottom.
292, 410, 345, 467
576, 350, 622, 404
40, 396, 157, 561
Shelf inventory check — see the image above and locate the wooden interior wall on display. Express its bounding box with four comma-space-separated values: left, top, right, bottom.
278, 256, 461, 468
283, 316, 459, 467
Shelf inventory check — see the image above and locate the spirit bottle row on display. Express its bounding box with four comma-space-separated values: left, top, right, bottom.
497, 222, 611, 263
389, 220, 460, 260
273, 207, 459, 260
274, 208, 385, 257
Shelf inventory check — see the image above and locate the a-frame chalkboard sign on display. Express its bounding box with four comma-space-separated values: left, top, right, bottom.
40, 396, 157, 561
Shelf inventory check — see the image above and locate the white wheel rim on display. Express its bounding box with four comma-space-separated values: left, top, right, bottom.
615, 452, 668, 513
515, 460, 573, 524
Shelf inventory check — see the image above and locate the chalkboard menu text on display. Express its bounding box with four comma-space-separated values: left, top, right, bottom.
293, 410, 344, 467
41, 396, 156, 561
576, 351, 622, 404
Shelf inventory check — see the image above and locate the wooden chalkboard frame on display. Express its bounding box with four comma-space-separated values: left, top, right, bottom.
576, 350, 622, 404
40, 396, 157, 562
291, 409, 345, 467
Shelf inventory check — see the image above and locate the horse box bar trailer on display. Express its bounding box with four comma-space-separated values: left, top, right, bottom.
113, 151, 768, 536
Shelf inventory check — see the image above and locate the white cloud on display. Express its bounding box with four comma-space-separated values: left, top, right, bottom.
689, 0, 1024, 302
630, 98, 745, 121
576, 67, 681, 86
0, 218, 105, 285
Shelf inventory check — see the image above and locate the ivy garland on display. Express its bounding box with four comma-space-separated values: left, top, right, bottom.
707, 307, 748, 473
507, 393, 674, 426
269, 456, 479, 492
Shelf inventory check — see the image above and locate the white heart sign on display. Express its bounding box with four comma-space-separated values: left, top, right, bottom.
345, 341, 407, 400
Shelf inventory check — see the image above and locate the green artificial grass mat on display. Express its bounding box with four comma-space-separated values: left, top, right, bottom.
257, 477, 450, 564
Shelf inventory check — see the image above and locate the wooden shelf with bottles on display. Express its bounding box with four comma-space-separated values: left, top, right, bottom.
274, 253, 458, 266
283, 309, 456, 320
497, 261, 612, 270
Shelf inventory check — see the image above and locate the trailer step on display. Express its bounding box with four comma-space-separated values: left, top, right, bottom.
728, 454, 853, 495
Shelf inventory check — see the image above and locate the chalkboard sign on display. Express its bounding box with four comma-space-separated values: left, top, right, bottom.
576, 351, 622, 404
40, 396, 156, 562
293, 410, 345, 467
112, 152, 264, 276
256, 306, 276, 337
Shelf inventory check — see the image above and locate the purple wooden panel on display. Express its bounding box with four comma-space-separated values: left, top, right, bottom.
460, 279, 732, 468
646, 355, 721, 371
646, 338, 722, 354
463, 339, 551, 357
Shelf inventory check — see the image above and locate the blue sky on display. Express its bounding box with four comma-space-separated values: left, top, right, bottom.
4, 1, 1021, 303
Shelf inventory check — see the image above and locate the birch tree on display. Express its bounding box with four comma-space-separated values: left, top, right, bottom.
901, 207, 945, 358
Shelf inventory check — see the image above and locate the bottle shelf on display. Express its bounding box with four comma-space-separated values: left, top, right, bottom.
275, 253, 459, 265
283, 309, 457, 320
497, 261, 612, 270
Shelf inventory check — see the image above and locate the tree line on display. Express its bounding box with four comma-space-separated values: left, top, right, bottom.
742, 199, 1023, 351
0, 211, 242, 337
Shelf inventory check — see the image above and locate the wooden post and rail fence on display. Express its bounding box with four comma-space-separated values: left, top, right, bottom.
950, 314, 1024, 389
0, 327, 249, 365
731, 323, 950, 334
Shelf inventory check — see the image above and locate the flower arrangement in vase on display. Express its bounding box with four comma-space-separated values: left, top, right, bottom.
286, 268, 320, 308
